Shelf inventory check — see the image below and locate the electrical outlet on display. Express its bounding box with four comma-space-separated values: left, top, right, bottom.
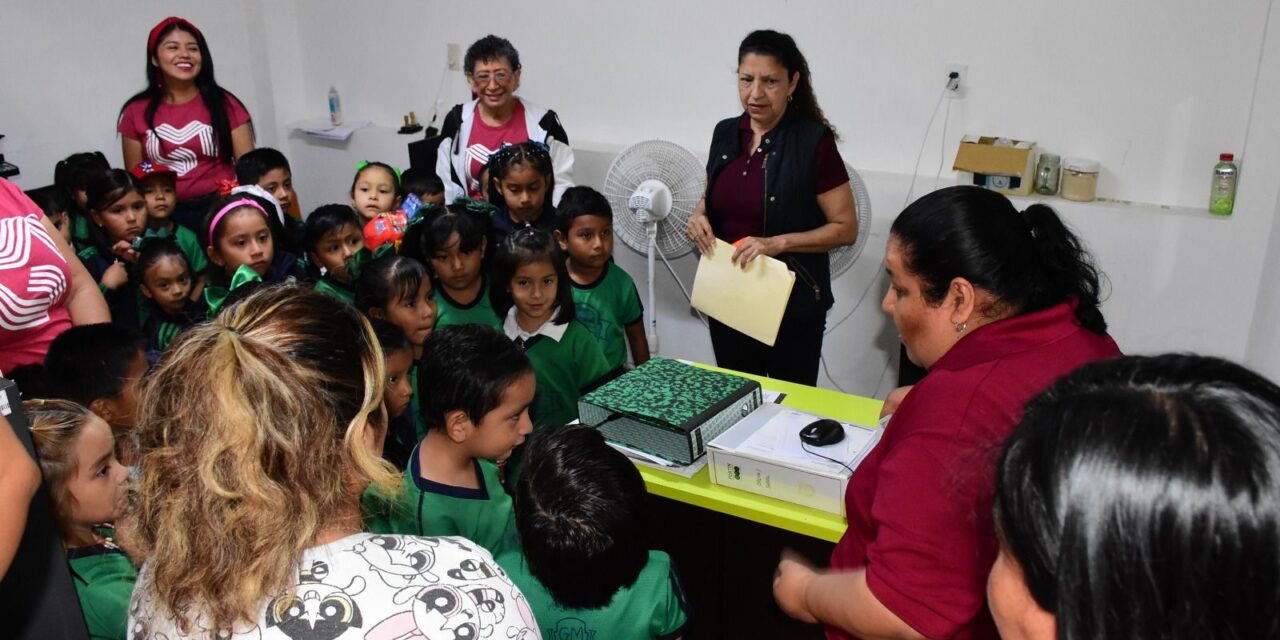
447, 43, 462, 71
945, 63, 967, 99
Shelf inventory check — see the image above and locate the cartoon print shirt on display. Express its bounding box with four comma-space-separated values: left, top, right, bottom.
127, 532, 542, 640
118, 95, 251, 199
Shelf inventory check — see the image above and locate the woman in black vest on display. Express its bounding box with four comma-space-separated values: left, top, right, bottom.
686, 30, 858, 385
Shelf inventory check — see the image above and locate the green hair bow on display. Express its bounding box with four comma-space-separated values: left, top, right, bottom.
451, 196, 498, 218
344, 243, 396, 282
130, 226, 174, 251
203, 263, 263, 317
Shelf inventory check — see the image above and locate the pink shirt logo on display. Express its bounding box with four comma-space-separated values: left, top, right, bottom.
0, 214, 68, 331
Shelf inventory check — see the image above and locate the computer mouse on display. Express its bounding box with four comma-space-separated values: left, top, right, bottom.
799, 418, 845, 447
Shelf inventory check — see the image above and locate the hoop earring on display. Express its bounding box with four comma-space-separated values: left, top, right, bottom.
788, 94, 794, 102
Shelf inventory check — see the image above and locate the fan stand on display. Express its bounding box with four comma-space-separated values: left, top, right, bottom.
629, 178, 673, 354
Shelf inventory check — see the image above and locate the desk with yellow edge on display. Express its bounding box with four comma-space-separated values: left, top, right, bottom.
633, 364, 883, 638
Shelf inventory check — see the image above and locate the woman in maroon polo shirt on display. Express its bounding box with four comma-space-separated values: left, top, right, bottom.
772, 185, 1121, 639
685, 29, 858, 386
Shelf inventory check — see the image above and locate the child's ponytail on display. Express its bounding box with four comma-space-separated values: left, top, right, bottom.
124, 285, 397, 633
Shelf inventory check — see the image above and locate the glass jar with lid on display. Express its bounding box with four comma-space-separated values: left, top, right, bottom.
1034, 153, 1061, 195
1060, 158, 1100, 202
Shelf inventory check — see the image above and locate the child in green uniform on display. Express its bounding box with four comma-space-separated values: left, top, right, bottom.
403, 201, 503, 330
27, 399, 134, 640
304, 204, 364, 304
364, 324, 535, 558
497, 425, 690, 640
355, 255, 438, 441
235, 147, 300, 222
491, 227, 611, 430
134, 238, 205, 361
555, 186, 650, 372
22, 324, 148, 467
130, 161, 208, 302
53, 151, 111, 251
368, 318, 417, 470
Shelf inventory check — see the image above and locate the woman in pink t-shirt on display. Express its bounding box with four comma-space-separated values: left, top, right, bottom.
0, 179, 109, 374
118, 17, 254, 237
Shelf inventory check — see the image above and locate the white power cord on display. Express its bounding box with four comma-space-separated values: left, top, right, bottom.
903, 86, 950, 209
820, 75, 955, 394
654, 244, 709, 328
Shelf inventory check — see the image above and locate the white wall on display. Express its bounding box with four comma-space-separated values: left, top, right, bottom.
0, 1, 281, 189
285, 0, 1268, 209
6, 0, 1280, 393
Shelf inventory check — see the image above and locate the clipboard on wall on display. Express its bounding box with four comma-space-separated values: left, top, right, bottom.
690, 238, 795, 346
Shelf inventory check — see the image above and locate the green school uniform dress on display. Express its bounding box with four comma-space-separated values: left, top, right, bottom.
503, 309, 611, 429
497, 549, 690, 640
434, 277, 503, 331
570, 261, 644, 372
363, 446, 519, 558
313, 275, 356, 305
68, 530, 137, 640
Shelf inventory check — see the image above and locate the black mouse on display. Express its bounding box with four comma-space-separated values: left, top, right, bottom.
799, 418, 845, 447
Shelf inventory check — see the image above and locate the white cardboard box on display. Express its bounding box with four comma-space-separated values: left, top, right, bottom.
708, 404, 881, 516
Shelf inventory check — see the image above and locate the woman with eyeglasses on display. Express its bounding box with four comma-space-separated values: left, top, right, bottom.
685, 29, 858, 386
433, 35, 575, 206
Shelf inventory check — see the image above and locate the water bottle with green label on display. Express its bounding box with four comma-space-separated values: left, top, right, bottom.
1209, 153, 1238, 216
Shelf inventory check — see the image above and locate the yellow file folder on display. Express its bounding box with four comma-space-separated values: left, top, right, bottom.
690, 239, 795, 346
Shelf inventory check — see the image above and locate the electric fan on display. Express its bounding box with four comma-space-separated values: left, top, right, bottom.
603, 140, 705, 354
829, 162, 874, 279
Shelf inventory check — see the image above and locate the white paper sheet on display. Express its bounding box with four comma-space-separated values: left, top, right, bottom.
739, 408, 877, 469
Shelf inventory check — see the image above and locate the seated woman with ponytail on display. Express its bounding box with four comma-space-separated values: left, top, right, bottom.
773, 185, 1121, 639
123, 286, 538, 638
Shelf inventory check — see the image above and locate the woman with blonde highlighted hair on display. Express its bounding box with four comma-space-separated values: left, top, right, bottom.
124, 285, 538, 638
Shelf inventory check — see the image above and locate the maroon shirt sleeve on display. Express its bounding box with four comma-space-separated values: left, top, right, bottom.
813, 131, 849, 194
860, 382, 1002, 639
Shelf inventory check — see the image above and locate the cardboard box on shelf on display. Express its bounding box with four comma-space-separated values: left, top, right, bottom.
953, 135, 1037, 196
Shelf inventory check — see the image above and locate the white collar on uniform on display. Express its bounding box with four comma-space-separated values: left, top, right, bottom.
503, 306, 568, 342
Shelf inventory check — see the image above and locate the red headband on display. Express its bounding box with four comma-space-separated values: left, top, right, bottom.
147, 16, 203, 54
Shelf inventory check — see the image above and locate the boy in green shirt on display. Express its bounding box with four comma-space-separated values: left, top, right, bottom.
497, 425, 689, 640
303, 204, 364, 305
364, 324, 534, 558
556, 186, 651, 372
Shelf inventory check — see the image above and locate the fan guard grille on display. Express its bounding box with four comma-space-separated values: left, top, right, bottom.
829, 163, 874, 279
603, 140, 705, 258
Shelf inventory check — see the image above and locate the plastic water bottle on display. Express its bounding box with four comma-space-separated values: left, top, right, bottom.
328, 86, 343, 126
1209, 153, 1238, 215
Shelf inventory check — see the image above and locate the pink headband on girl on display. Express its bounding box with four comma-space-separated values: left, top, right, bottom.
208, 199, 268, 241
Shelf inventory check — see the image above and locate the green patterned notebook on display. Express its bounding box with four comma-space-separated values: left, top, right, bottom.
578, 358, 762, 464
